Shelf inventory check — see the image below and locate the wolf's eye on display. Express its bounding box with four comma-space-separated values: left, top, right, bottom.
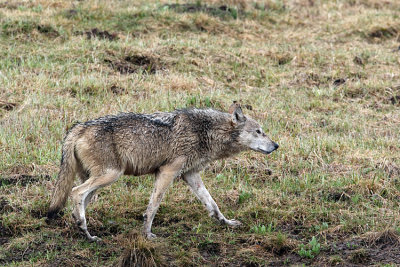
256, 129, 262, 134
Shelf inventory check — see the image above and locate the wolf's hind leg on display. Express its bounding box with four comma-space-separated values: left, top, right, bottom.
183, 171, 241, 227
71, 169, 122, 242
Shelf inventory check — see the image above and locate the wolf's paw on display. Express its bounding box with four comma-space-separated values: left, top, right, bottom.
224, 219, 242, 227
86, 235, 102, 242
145, 232, 157, 239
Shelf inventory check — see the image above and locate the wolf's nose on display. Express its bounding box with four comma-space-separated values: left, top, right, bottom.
273, 142, 279, 150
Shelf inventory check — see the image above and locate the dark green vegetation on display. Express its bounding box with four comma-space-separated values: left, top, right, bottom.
1, 0, 400, 266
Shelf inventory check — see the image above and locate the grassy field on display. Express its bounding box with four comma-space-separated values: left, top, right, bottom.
1, 0, 400, 265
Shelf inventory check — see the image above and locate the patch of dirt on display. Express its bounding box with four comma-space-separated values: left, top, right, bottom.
262, 237, 297, 256
376, 161, 400, 178
198, 242, 221, 257
353, 56, 364, 66
326, 230, 400, 265
0, 197, 10, 213
105, 54, 163, 74
0, 222, 11, 245
47, 255, 88, 267
368, 26, 398, 41
110, 85, 127, 95
0, 100, 17, 111
79, 28, 119, 41
30, 208, 47, 219
0, 197, 21, 214
0, 1, 27, 9
0, 238, 72, 266
0, 233, 46, 264
2, 20, 59, 38
321, 188, 353, 202
163, 3, 238, 19
293, 72, 332, 87
89, 221, 124, 236
333, 78, 346, 86
36, 24, 59, 38
64, 9, 79, 18
243, 104, 253, 110
0, 174, 51, 187
389, 95, 400, 105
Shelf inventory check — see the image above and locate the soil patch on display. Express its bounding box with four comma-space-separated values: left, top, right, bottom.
0, 100, 17, 111
390, 95, 400, 105
64, 9, 79, 18
368, 26, 398, 40
328, 230, 400, 265
198, 241, 221, 257
333, 78, 346, 86
36, 24, 59, 38
321, 188, 353, 202
0, 222, 11, 246
110, 85, 127, 95
105, 55, 163, 74
163, 3, 238, 19
0, 197, 10, 213
79, 28, 119, 41
0, 174, 51, 187
30, 208, 47, 219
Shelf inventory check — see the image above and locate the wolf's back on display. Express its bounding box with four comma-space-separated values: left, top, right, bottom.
47, 125, 82, 219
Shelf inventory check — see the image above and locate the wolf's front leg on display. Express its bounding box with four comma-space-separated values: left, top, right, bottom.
143, 157, 186, 239
183, 171, 241, 227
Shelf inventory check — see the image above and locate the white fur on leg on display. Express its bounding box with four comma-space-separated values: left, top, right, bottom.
183, 171, 241, 226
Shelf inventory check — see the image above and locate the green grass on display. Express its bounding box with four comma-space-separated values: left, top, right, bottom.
1, 0, 400, 265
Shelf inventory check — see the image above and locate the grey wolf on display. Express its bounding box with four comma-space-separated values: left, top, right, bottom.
47, 103, 279, 241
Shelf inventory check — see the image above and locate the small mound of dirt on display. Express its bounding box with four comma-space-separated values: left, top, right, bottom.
163, 3, 238, 19
364, 229, 400, 247
2, 19, 59, 38
0, 197, 19, 214
0, 222, 11, 245
110, 85, 127, 95
322, 189, 352, 202
0, 100, 17, 111
333, 78, 346, 86
262, 237, 296, 256
36, 24, 59, 38
64, 9, 79, 18
83, 28, 119, 41
348, 249, 370, 264
0, 174, 51, 187
353, 56, 365, 65
198, 242, 221, 256
30, 208, 47, 219
390, 95, 400, 105
105, 55, 162, 75
368, 26, 398, 40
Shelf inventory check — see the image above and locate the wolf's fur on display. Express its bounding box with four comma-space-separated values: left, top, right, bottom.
47, 103, 278, 241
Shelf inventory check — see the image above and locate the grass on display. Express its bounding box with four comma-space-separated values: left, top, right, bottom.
1, 0, 400, 265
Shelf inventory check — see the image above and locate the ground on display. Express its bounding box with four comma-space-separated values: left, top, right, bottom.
1, 0, 400, 266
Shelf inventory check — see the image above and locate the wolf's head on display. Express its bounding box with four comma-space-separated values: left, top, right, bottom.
229, 103, 279, 155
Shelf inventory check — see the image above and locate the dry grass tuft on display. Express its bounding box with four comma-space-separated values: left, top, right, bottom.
363, 229, 400, 247
118, 231, 164, 267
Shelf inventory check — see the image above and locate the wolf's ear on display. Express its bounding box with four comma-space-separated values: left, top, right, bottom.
229, 102, 246, 125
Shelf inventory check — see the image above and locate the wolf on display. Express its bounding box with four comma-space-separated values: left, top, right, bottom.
47, 103, 279, 241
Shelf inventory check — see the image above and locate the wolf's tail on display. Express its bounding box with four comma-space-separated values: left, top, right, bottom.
47, 127, 80, 219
